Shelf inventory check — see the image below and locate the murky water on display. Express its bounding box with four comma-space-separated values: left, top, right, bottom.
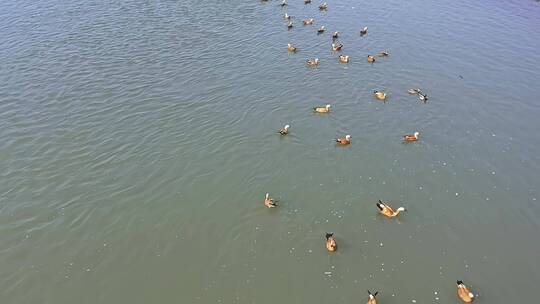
1, 0, 540, 303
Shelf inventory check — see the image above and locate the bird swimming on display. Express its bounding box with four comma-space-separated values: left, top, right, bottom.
377, 200, 406, 217
313, 104, 331, 113
332, 43, 343, 51
403, 132, 420, 142
408, 88, 422, 95
278, 125, 290, 135
332, 31, 340, 39
367, 55, 376, 63
303, 18, 314, 25
317, 26, 325, 34
373, 90, 387, 101
287, 21, 293, 29
319, 2, 328, 10
367, 290, 379, 304
280, 0, 288, 7
339, 55, 349, 63
419, 93, 428, 103
307, 58, 320, 67
325, 233, 337, 252
335, 135, 351, 145
360, 26, 368, 36
457, 280, 475, 303
378, 51, 389, 57
264, 193, 278, 208
287, 43, 297, 52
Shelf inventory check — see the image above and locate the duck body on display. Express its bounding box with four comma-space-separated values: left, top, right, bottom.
419, 93, 428, 103
360, 27, 368, 36
373, 90, 386, 101
284, 13, 291, 20
280, 0, 287, 7
325, 233, 337, 252
278, 125, 290, 135
339, 55, 349, 63
378, 51, 389, 57
317, 26, 325, 33
313, 104, 331, 113
332, 43, 343, 51
287, 22, 293, 29
319, 2, 328, 10
457, 280, 475, 303
367, 290, 379, 304
403, 132, 420, 142
304, 0, 312, 3
367, 55, 376, 63
408, 88, 422, 95
332, 31, 339, 39
377, 200, 406, 217
307, 58, 320, 67
264, 193, 278, 208
303, 18, 314, 25
335, 135, 351, 145
287, 43, 297, 52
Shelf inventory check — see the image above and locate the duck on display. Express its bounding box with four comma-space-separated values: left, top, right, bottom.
403, 132, 420, 142
319, 2, 328, 10
339, 55, 350, 63
367, 55, 376, 63
313, 104, 331, 113
373, 90, 387, 101
457, 280, 475, 303
360, 26, 368, 36
377, 200, 406, 217
303, 18, 314, 25
332, 31, 340, 39
280, 0, 288, 7
284, 13, 291, 20
367, 290, 379, 304
408, 88, 422, 95
278, 124, 290, 135
331, 43, 343, 51
317, 26, 326, 34
287, 43, 297, 52
287, 21, 293, 29
419, 93, 428, 103
264, 193, 278, 208
325, 233, 337, 252
335, 134, 351, 145
378, 51, 389, 57
304, 0, 312, 3
307, 58, 320, 67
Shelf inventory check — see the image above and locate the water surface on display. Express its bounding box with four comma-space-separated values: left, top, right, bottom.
1, 0, 540, 303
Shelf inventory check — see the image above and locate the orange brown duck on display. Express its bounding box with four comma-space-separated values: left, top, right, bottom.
403, 132, 420, 142
457, 280, 475, 303
377, 200, 406, 217
287, 43, 297, 52
264, 193, 278, 208
367, 290, 379, 304
303, 18, 314, 25
339, 55, 349, 63
331, 42, 343, 51
335, 134, 351, 145
278, 124, 290, 135
313, 104, 331, 113
325, 233, 337, 252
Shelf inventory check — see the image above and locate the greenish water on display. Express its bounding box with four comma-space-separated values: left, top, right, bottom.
1, 0, 540, 303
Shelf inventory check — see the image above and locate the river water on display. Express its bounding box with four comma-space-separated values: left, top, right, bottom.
1, 0, 540, 303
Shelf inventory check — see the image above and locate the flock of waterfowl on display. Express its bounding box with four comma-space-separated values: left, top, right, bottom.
261, 1, 476, 303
